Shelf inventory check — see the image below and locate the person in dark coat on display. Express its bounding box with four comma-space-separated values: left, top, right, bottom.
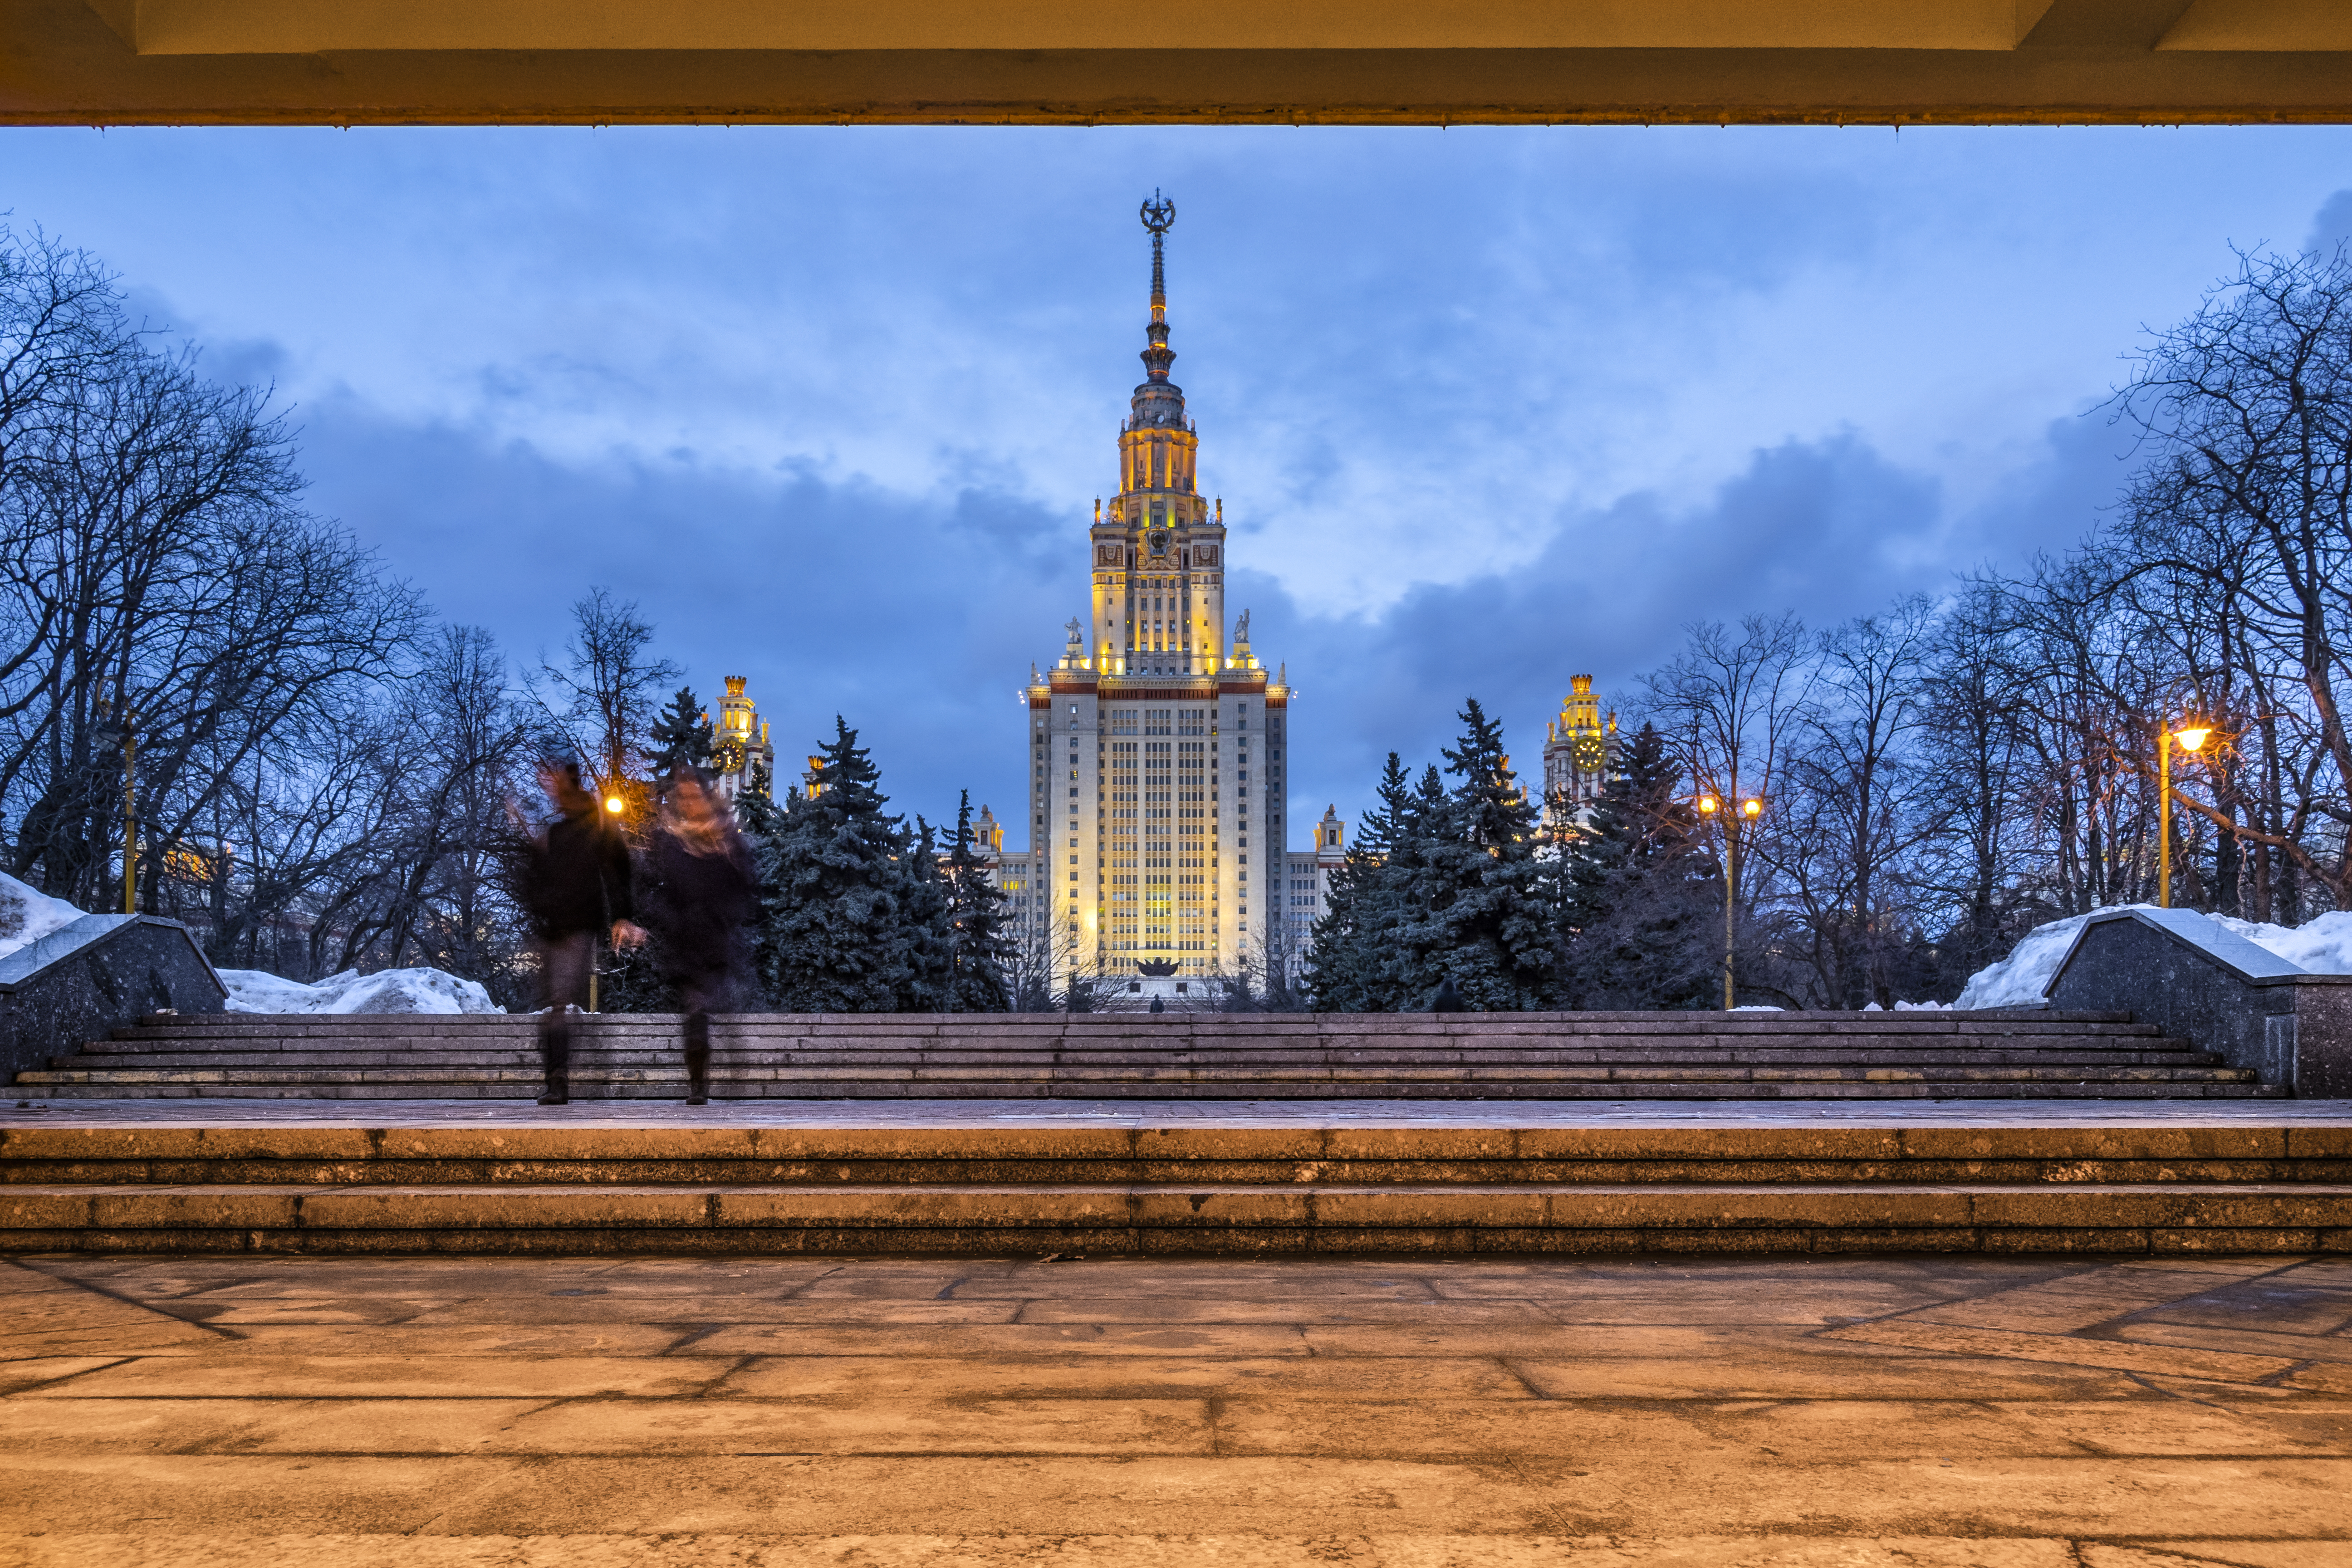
640, 769, 757, 1104
521, 760, 643, 1105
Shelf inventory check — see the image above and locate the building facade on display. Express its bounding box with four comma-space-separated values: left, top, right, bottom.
986, 195, 1300, 991
1540, 674, 1617, 830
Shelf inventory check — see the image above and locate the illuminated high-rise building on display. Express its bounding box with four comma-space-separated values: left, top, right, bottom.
990, 193, 1306, 990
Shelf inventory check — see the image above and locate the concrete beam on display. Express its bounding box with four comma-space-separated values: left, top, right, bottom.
6, 0, 2352, 126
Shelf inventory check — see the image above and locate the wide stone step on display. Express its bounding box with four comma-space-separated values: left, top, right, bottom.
3, 1180, 2343, 1255
50, 1044, 2220, 1067
16, 1060, 2265, 1086
9, 1121, 2343, 1187
7, 1078, 2285, 1100
55, 1053, 2230, 1081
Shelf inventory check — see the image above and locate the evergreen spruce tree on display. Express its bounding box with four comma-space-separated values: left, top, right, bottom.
1556, 722, 1719, 1009
733, 782, 788, 1007
761, 717, 919, 1012
648, 687, 713, 779
1421, 697, 1554, 1011
942, 791, 1014, 1012
894, 816, 956, 1012
1353, 763, 1452, 1011
1305, 753, 1407, 1010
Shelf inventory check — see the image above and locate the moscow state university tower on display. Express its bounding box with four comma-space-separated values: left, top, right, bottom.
1021, 195, 1292, 981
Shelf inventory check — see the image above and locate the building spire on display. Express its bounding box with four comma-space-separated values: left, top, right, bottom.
1140, 189, 1176, 384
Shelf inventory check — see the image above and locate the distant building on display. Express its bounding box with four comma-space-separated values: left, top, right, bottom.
710, 676, 774, 803
1541, 674, 1617, 830
1272, 806, 1347, 985
986, 193, 1297, 997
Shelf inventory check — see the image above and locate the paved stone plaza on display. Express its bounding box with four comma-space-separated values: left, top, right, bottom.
2, 1247, 2348, 1565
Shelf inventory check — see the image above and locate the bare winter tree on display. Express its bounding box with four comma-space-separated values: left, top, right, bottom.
0, 229, 421, 913
2108, 245, 2352, 913
1912, 580, 2043, 976
1770, 596, 1938, 1007
1637, 614, 1815, 995
531, 588, 681, 799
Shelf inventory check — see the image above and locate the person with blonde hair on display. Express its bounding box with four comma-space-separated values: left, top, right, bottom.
638, 768, 758, 1103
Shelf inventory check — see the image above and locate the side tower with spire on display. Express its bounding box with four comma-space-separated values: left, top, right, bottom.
710, 675, 775, 804
1006, 192, 1298, 1000
1541, 674, 1619, 830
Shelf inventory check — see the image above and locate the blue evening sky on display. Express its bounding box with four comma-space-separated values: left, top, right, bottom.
9, 126, 2352, 848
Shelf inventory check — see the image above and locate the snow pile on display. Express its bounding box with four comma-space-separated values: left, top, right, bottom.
0, 872, 88, 963
220, 966, 501, 1016
2213, 910, 2352, 975
1894, 1000, 1953, 1012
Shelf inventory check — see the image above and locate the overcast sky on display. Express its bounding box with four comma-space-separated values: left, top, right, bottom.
9, 125, 2352, 848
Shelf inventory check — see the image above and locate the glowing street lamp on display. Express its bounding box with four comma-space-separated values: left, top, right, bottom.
2158, 721, 2213, 908
1695, 788, 1764, 1010
604, 795, 626, 816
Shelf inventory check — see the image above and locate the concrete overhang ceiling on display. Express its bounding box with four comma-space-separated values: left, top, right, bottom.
5, 0, 2351, 125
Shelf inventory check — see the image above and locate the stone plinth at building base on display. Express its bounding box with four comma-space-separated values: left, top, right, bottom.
5, 1108, 2347, 1257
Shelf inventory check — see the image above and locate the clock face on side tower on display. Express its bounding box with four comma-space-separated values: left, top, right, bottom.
1573, 733, 1606, 773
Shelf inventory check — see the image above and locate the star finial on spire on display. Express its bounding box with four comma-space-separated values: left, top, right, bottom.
1139, 190, 1177, 383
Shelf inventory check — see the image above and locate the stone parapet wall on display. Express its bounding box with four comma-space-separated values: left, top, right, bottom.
0, 916, 224, 1088
2046, 909, 2352, 1098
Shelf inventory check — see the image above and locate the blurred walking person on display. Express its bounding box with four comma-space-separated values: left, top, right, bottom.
521, 760, 643, 1105
641, 769, 758, 1104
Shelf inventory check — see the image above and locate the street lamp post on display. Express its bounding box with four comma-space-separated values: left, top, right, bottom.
589, 788, 627, 1014
1697, 791, 1764, 1010
2158, 721, 2212, 908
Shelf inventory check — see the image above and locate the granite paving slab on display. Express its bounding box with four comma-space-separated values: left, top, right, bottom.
3, 1252, 2349, 1563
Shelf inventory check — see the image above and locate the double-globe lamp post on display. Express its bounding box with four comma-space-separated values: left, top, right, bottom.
2158, 721, 2212, 910
1696, 790, 1763, 1011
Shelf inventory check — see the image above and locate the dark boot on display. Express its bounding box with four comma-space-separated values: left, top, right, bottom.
684, 1008, 710, 1105
537, 1014, 572, 1105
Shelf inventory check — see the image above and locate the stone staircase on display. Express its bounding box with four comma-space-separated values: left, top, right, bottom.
9, 1009, 2286, 1101
1, 1115, 2344, 1255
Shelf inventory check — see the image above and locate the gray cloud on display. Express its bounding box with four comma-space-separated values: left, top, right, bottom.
2310, 189, 2352, 256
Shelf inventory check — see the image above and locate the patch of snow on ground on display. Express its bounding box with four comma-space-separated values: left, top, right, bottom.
2213, 910, 2352, 975
220, 966, 501, 1015
1894, 1000, 1953, 1011
0, 873, 86, 962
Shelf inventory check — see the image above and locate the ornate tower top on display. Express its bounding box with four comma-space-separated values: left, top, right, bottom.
1130, 190, 1187, 431
1141, 189, 1175, 378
